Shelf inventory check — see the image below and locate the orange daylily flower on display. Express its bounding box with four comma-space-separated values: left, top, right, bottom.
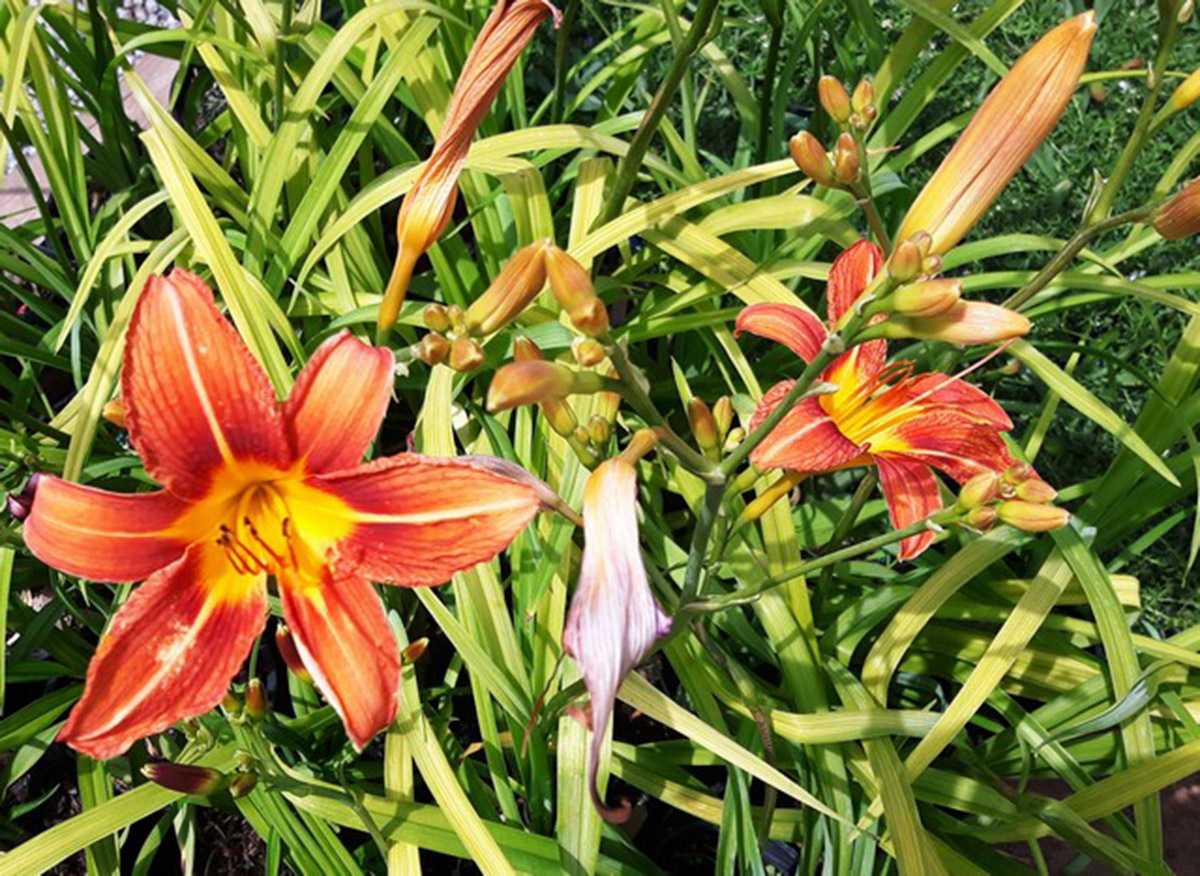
380, 0, 559, 331
736, 242, 1017, 559
22, 270, 539, 758
895, 12, 1097, 255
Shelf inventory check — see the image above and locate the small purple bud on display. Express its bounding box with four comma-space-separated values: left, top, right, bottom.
6, 474, 41, 522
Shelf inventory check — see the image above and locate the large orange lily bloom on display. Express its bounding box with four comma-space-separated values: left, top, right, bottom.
22, 270, 539, 758
736, 242, 1015, 559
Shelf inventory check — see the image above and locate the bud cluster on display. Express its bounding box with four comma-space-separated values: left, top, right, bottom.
411, 243, 610, 373
687, 395, 737, 459
790, 77, 876, 189
956, 464, 1068, 533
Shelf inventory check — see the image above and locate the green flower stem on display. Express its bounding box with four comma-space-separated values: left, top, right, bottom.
687, 507, 963, 611
594, 0, 722, 228
1085, 4, 1182, 225
607, 341, 720, 480
818, 469, 878, 588
1002, 205, 1154, 311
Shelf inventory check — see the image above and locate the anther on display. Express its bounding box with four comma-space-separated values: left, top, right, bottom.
244, 517, 286, 568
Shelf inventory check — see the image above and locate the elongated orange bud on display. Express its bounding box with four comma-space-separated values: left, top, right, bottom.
888, 238, 924, 283
1153, 178, 1200, 240
818, 76, 852, 124
487, 360, 607, 411
102, 399, 126, 428
379, 0, 559, 331
244, 679, 268, 720
997, 500, 1069, 532
513, 335, 543, 361
880, 301, 1031, 345
789, 131, 834, 185
958, 471, 1002, 509
895, 13, 1097, 254
713, 396, 733, 440
851, 77, 874, 114
143, 763, 229, 796
832, 133, 860, 184
1163, 68, 1200, 116
464, 242, 549, 334
1015, 478, 1058, 503
275, 624, 313, 685
688, 397, 719, 454
544, 246, 610, 336
891, 279, 962, 317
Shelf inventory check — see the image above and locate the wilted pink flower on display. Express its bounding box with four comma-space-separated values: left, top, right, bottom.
563, 458, 670, 822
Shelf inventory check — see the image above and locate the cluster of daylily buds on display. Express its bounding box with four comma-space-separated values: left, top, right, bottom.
688, 395, 741, 458
789, 76, 875, 190
411, 242, 610, 375
956, 464, 1070, 533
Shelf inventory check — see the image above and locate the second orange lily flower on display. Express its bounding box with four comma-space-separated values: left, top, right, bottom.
736, 242, 1020, 559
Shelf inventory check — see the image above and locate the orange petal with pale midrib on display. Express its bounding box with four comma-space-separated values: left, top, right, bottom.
59, 545, 266, 759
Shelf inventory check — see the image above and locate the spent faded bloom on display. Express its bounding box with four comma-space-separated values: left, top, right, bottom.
1153, 178, 1200, 240
380, 0, 559, 330
22, 270, 539, 757
895, 13, 1097, 254
563, 458, 670, 822
735, 242, 1020, 559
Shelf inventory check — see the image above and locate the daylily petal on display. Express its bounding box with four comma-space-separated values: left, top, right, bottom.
890, 374, 1013, 429
315, 454, 539, 585
22, 476, 190, 582
123, 270, 290, 501
875, 456, 942, 560
748, 381, 866, 472
278, 568, 399, 750
872, 412, 1015, 483
285, 331, 395, 474
563, 459, 670, 823
735, 304, 827, 363
826, 239, 883, 324
60, 545, 266, 759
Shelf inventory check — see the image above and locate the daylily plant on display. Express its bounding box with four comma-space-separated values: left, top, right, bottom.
736, 241, 1019, 559
22, 270, 540, 758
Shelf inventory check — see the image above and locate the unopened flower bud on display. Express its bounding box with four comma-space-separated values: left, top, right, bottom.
572, 337, 606, 367
713, 396, 733, 440
688, 397, 720, 453
275, 624, 312, 685
423, 303, 450, 332
543, 398, 578, 437
723, 427, 745, 452
880, 301, 1031, 345
221, 691, 241, 714
6, 474, 40, 522
244, 679, 268, 720
464, 242, 548, 334
851, 77, 874, 114
587, 415, 611, 446
545, 246, 610, 336
909, 231, 933, 257
1003, 462, 1036, 483
892, 279, 962, 318
402, 638, 429, 664
789, 131, 834, 185
449, 337, 485, 372
446, 304, 466, 334
1015, 478, 1057, 503
832, 133, 859, 184
513, 335, 543, 361
997, 500, 1070, 532
143, 763, 229, 796
1153, 179, 1200, 241
230, 773, 258, 798
416, 332, 450, 366
965, 506, 998, 529
888, 239, 924, 283
488, 361, 607, 412
921, 254, 943, 276
999, 359, 1021, 376
1163, 68, 1200, 116
102, 399, 126, 428
958, 471, 1002, 509
818, 76, 852, 124
573, 425, 591, 446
